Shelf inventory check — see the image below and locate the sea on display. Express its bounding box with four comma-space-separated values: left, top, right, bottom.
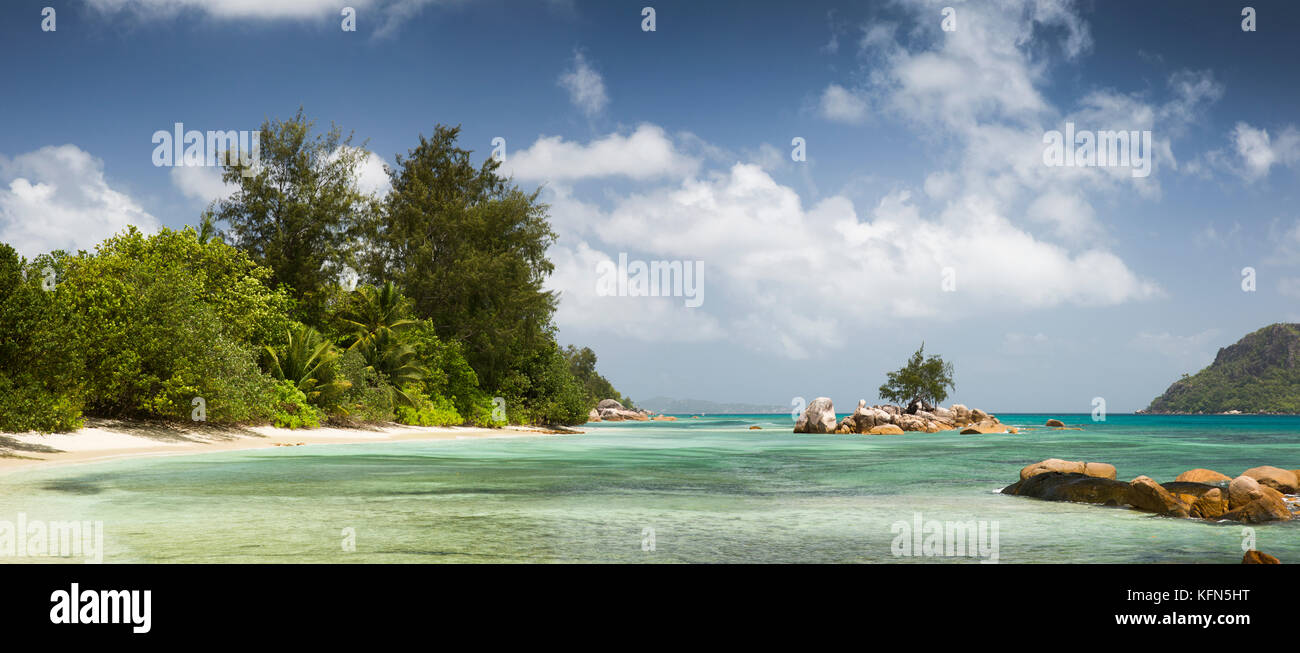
0, 413, 1295, 563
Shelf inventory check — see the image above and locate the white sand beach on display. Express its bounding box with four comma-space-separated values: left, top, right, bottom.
0, 418, 579, 473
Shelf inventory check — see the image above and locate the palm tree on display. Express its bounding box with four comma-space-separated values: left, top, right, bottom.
354, 329, 424, 407
265, 324, 352, 405
337, 281, 416, 350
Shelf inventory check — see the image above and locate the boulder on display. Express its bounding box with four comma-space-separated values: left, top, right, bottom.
596, 398, 625, 411
1045, 418, 1065, 427
970, 408, 989, 423
1160, 482, 1228, 519
1228, 475, 1263, 509
587, 409, 601, 423
652, 415, 677, 421
895, 414, 928, 432
793, 397, 837, 434
845, 400, 881, 433
1223, 490, 1293, 523
1242, 550, 1281, 564
1242, 466, 1299, 494
748, 425, 761, 430
1002, 472, 1130, 505
833, 418, 853, 435
1174, 468, 1231, 484
868, 424, 904, 435
951, 403, 972, 424
1019, 459, 1116, 481
932, 406, 954, 422
596, 399, 650, 421
1127, 476, 1190, 518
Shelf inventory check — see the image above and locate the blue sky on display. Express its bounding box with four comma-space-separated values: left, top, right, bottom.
3, 0, 1299, 413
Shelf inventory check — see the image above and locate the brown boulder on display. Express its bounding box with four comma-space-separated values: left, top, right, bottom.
1242, 466, 1299, 494
1228, 475, 1263, 509
1045, 418, 1065, 427
868, 424, 904, 435
1174, 468, 1231, 484
1242, 550, 1281, 564
1002, 472, 1130, 505
1223, 491, 1293, 523
1127, 476, 1190, 518
1020, 459, 1116, 481
748, 425, 761, 430
1161, 482, 1228, 519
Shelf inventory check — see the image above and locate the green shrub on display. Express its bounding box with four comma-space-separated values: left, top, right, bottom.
270, 380, 322, 429
394, 386, 463, 426
334, 349, 397, 423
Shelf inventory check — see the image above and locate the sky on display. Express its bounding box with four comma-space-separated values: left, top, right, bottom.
2, 0, 1299, 413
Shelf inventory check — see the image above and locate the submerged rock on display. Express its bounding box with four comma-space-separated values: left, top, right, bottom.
1045, 418, 1065, 427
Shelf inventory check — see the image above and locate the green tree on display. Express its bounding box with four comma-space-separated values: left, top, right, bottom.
61, 226, 292, 422
335, 281, 416, 350
562, 345, 634, 409
264, 324, 351, 406
362, 124, 557, 393
215, 108, 380, 326
878, 343, 955, 409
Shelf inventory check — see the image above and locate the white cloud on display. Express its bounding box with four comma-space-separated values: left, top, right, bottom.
558, 51, 608, 117
171, 147, 390, 204
83, 0, 452, 38
85, 0, 372, 20
1131, 329, 1220, 366
1232, 122, 1300, 181
0, 145, 160, 258
504, 125, 698, 183
544, 159, 1159, 359
818, 84, 869, 124
540, 0, 1167, 359
170, 165, 236, 203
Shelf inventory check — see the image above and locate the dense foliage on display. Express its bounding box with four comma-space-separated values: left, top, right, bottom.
0, 111, 628, 433
1146, 323, 1300, 413
878, 343, 956, 408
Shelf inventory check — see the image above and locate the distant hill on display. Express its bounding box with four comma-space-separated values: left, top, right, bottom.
635, 396, 788, 414
1145, 323, 1300, 414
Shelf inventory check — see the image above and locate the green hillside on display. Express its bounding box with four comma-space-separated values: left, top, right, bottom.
1145, 323, 1300, 414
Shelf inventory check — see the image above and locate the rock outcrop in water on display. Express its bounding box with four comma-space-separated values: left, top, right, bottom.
589, 399, 650, 422
792, 397, 1009, 434
1003, 459, 1299, 524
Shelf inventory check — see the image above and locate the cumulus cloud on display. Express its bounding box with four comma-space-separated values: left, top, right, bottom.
0, 145, 160, 258
537, 0, 1175, 359
818, 84, 869, 124
171, 165, 236, 203
1231, 122, 1300, 181
82, 0, 452, 38
558, 51, 608, 117
504, 124, 698, 183
544, 159, 1159, 359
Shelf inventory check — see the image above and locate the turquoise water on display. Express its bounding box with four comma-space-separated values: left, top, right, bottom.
0, 413, 1296, 563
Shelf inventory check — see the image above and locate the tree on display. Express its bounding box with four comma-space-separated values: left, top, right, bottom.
215, 107, 379, 326
335, 281, 416, 350
362, 124, 558, 392
878, 343, 955, 409
562, 345, 634, 409
264, 324, 351, 406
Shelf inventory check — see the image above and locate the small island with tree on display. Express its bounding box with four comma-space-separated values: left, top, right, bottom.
793, 343, 1010, 435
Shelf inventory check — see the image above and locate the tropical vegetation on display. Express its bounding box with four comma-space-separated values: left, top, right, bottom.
0, 111, 630, 432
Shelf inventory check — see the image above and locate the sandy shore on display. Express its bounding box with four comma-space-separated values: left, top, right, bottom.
0, 418, 579, 473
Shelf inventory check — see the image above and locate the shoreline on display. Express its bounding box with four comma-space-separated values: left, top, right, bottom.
0, 418, 579, 475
